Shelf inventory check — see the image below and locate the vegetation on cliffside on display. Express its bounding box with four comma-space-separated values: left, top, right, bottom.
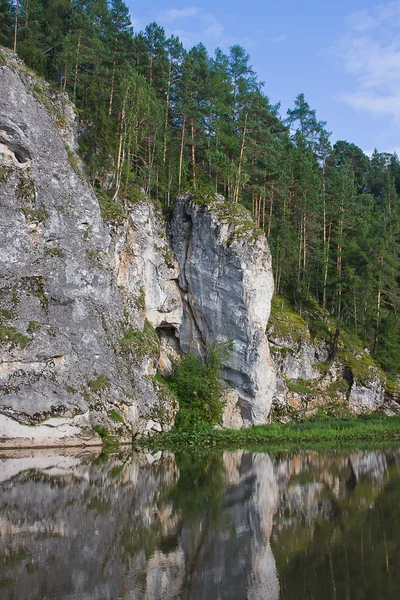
1, 1, 400, 385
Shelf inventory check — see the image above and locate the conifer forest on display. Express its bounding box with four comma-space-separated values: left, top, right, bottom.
1, 0, 400, 378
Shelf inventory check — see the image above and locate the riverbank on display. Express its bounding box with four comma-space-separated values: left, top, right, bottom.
134, 415, 400, 452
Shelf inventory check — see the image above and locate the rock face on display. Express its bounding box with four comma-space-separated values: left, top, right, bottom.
171, 198, 276, 426
269, 318, 387, 419
0, 51, 277, 445
0, 51, 177, 445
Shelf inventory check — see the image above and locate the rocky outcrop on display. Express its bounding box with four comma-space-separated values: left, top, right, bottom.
269, 308, 389, 419
114, 200, 183, 376
0, 50, 177, 446
0, 50, 278, 444
171, 197, 276, 426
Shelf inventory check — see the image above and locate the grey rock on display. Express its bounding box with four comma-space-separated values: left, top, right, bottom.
171, 197, 276, 425
349, 375, 385, 412
0, 54, 176, 444
0, 51, 278, 442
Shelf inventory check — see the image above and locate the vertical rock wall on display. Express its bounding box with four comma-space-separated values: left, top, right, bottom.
171, 197, 276, 426
0, 52, 177, 446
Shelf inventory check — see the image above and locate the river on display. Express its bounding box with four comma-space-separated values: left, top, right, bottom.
1, 446, 399, 599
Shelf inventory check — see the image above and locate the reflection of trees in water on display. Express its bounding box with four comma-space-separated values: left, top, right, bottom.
271, 449, 400, 600
171, 451, 225, 524
0, 448, 400, 599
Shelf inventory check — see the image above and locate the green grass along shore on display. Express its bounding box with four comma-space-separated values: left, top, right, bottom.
133, 415, 400, 452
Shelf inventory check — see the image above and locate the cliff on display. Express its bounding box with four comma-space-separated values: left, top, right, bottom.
268, 296, 400, 420
0, 49, 276, 446
171, 198, 275, 426
0, 51, 178, 446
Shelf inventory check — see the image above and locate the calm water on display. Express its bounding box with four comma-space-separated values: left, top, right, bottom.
1, 447, 400, 599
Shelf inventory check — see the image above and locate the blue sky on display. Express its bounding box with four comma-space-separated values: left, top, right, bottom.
126, 1, 400, 156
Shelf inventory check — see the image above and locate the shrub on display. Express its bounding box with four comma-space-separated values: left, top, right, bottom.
168, 342, 229, 430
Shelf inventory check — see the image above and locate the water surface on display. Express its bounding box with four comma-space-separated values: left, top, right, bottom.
1, 446, 400, 599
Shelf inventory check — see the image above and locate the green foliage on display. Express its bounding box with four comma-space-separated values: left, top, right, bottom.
92, 425, 120, 449
167, 342, 229, 430
286, 378, 315, 395
97, 191, 125, 225
65, 145, 81, 174
22, 205, 48, 222
22, 276, 48, 309
0, 167, 12, 182
0, 308, 17, 320
109, 409, 124, 423
87, 373, 111, 392
269, 295, 310, 342
120, 320, 159, 360
27, 320, 40, 334
0, 323, 31, 350
2, 0, 400, 381
136, 415, 400, 452
308, 400, 355, 421
45, 247, 62, 257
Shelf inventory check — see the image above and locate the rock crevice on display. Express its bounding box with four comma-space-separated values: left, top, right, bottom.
170, 197, 276, 426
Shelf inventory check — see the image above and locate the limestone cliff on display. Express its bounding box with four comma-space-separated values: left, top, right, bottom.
0, 51, 177, 446
171, 198, 276, 426
0, 50, 277, 445
268, 296, 396, 420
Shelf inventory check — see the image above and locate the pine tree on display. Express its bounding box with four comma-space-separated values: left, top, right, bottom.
0, 0, 12, 47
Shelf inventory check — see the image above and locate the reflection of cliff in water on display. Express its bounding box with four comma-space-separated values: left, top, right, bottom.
0, 447, 400, 600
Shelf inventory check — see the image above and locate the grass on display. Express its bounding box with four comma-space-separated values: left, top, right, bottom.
0, 323, 31, 350
120, 320, 159, 361
97, 190, 125, 225
87, 372, 110, 392
134, 415, 400, 452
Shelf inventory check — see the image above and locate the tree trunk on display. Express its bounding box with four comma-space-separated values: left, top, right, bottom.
163, 60, 172, 164
267, 183, 274, 236
191, 123, 196, 187
108, 52, 117, 116
178, 117, 186, 193
13, 0, 19, 52
336, 196, 344, 319
374, 259, 383, 355
73, 33, 82, 102
113, 102, 126, 201
234, 112, 248, 203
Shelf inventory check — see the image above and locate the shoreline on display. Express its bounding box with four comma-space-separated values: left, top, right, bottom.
134, 415, 400, 452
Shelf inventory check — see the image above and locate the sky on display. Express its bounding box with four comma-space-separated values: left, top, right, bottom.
126, 0, 400, 156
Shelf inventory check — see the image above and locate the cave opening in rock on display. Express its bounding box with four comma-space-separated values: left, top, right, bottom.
155, 325, 181, 353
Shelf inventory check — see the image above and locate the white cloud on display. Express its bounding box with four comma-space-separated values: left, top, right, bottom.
156, 5, 234, 48
337, 2, 400, 120
364, 146, 400, 157
158, 7, 201, 23
267, 34, 287, 44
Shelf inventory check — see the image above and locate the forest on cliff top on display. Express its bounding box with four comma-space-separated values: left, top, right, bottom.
1, 0, 400, 379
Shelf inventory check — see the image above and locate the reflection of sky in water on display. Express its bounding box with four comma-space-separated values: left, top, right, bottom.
1, 447, 400, 599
